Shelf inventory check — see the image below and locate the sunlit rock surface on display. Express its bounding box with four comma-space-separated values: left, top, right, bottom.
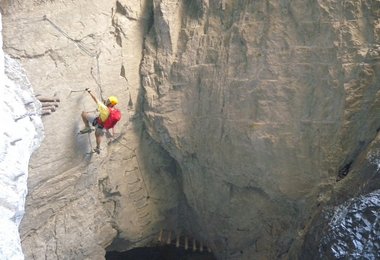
0, 13, 44, 259
0, 0, 379, 259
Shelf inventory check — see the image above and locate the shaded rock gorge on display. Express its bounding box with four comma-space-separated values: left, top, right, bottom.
0, 0, 379, 259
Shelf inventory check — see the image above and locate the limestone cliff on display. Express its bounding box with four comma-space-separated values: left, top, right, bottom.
140, 0, 380, 258
1, 0, 379, 259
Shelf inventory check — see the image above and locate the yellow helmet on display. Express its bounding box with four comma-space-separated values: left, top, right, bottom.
107, 96, 118, 106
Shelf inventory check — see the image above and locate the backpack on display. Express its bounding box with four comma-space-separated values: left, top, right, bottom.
98, 107, 121, 129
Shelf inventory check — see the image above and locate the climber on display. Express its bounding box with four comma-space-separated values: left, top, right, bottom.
80, 88, 121, 154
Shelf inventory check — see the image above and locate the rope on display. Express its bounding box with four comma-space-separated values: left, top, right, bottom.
43, 15, 105, 102
90, 54, 105, 102
5, 17, 45, 24
42, 15, 98, 57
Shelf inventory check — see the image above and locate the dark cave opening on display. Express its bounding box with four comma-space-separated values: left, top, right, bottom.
105, 245, 217, 260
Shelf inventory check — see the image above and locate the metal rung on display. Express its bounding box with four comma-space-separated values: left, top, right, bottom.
138, 211, 150, 219
126, 178, 140, 185
136, 202, 148, 210
129, 186, 143, 194
130, 192, 146, 201
138, 219, 151, 227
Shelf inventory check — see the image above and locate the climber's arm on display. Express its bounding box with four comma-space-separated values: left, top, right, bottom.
86, 88, 99, 104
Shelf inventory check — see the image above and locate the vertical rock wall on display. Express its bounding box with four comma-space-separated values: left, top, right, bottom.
140, 0, 380, 258
0, 13, 44, 258
1, 1, 180, 259
0, 0, 379, 259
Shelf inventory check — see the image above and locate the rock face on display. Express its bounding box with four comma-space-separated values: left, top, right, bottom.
309, 190, 380, 259
1, 0, 379, 259
0, 14, 44, 258
140, 0, 380, 258
300, 130, 380, 259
